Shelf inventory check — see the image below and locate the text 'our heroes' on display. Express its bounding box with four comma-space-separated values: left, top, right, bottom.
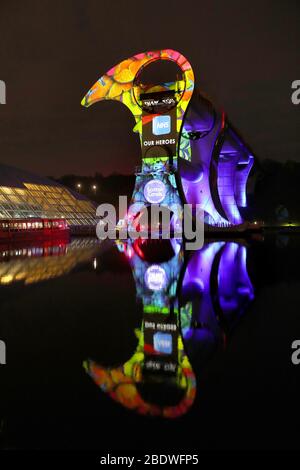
143, 138, 176, 147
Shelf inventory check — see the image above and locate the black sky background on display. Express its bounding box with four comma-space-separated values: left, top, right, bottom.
0, 0, 299, 177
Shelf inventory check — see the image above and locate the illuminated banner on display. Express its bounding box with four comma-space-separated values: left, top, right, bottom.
144, 264, 167, 290
143, 313, 178, 376
141, 91, 177, 161
143, 180, 167, 205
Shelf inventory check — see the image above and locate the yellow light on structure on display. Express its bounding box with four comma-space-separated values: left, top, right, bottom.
77, 183, 82, 189
1, 274, 13, 285
92, 184, 97, 191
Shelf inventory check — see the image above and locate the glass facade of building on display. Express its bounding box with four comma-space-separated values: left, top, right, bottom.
0, 238, 100, 285
0, 164, 96, 227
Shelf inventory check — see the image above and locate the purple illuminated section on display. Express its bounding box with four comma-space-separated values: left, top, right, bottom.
218, 243, 254, 320
235, 156, 254, 207
217, 154, 243, 225
179, 93, 254, 226
182, 242, 225, 337
216, 129, 253, 224
180, 112, 229, 225
181, 241, 254, 352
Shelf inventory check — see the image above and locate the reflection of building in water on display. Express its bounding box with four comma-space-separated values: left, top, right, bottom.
0, 238, 101, 285
86, 239, 196, 419
85, 239, 254, 419
181, 242, 254, 367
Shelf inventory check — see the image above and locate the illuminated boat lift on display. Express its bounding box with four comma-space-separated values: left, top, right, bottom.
82, 49, 261, 235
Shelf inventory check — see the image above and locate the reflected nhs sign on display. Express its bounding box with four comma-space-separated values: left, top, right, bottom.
0, 80, 6, 104
152, 115, 170, 135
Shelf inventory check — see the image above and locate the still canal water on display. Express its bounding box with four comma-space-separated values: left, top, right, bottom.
0, 235, 300, 450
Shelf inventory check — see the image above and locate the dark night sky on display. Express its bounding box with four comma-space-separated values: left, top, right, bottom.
0, 0, 299, 177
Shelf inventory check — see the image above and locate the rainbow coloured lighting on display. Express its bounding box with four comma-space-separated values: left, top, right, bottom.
82, 49, 254, 227
84, 238, 254, 418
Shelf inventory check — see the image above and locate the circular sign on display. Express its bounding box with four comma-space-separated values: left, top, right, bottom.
144, 265, 167, 291
144, 179, 166, 204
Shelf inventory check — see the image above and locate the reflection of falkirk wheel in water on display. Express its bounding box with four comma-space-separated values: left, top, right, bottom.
84, 240, 254, 418
82, 49, 254, 229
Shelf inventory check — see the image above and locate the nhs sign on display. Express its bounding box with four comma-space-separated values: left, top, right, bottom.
153, 332, 172, 355
152, 115, 171, 135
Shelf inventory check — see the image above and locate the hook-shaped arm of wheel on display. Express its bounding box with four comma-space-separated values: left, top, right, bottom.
81, 49, 195, 124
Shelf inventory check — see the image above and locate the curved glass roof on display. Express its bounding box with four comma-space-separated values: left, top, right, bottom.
0, 163, 96, 227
